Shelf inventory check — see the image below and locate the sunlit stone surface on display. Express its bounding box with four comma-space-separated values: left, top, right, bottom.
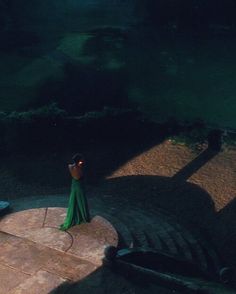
0, 208, 118, 293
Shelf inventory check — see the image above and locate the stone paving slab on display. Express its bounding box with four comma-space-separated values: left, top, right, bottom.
43, 251, 97, 281
0, 208, 118, 293
0, 208, 118, 261
68, 215, 118, 265
0, 231, 23, 247
44, 207, 67, 228
0, 263, 30, 294
0, 208, 46, 236
0, 233, 51, 275
20, 227, 73, 251
7, 270, 67, 294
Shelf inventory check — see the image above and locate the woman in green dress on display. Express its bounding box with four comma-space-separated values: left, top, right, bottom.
60, 153, 90, 231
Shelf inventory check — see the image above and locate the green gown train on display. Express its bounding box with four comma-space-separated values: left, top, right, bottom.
60, 178, 90, 231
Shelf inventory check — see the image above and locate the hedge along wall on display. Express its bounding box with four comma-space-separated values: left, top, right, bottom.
0, 104, 161, 155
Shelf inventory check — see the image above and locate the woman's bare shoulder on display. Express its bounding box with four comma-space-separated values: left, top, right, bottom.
68, 163, 76, 170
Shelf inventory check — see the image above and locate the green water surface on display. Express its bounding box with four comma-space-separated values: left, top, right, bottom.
1, 3, 236, 129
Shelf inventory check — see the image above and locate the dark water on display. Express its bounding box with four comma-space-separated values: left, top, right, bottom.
1, 0, 236, 129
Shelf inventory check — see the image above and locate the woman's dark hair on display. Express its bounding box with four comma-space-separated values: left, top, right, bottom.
72, 153, 84, 164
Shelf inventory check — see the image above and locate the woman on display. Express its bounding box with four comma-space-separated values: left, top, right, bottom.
60, 153, 90, 231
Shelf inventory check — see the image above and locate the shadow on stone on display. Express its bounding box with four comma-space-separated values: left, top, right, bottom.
215, 198, 236, 271
49, 264, 177, 294
172, 148, 219, 183
101, 175, 216, 234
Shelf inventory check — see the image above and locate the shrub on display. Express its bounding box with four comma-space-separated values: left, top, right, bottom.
0, 103, 67, 154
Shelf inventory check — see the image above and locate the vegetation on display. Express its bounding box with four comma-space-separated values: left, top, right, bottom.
0, 104, 147, 155
168, 120, 236, 151
168, 121, 208, 151
0, 102, 235, 156
4, 103, 67, 122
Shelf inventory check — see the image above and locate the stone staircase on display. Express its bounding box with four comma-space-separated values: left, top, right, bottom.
96, 207, 222, 281
9, 194, 223, 282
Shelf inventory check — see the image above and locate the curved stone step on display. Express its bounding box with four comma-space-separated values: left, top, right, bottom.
130, 230, 150, 248
94, 211, 134, 249
155, 219, 193, 261
127, 207, 217, 275
154, 212, 209, 271
130, 210, 192, 258
170, 221, 220, 274
143, 229, 165, 251
119, 215, 150, 248
125, 210, 198, 265
151, 225, 179, 255
123, 210, 179, 254
198, 242, 221, 275
82, 200, 213, 275
148, 221, 211, 276
193, 230, 222, 274
118, 210, 160, 249
153, 209, 221, 275
9, 196, 222, 278
116, 208, 197, 264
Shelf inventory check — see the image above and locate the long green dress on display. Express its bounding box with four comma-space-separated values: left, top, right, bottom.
59, 178, 90, 231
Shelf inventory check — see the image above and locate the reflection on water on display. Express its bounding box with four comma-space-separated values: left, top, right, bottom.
0, 1, 236, 129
